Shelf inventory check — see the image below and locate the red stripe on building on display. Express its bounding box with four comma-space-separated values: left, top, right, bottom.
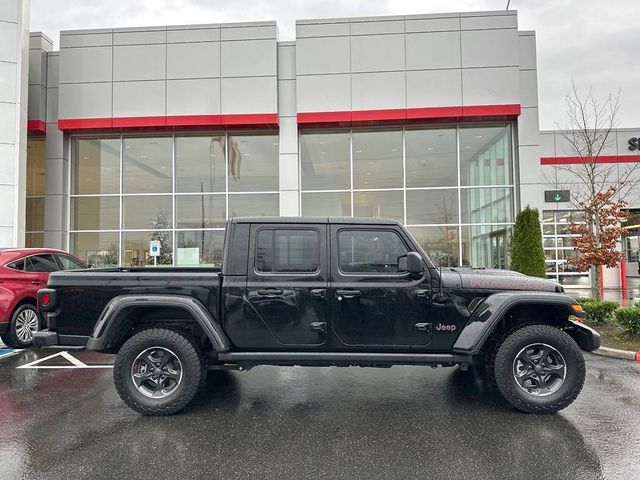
58, 114, 278, 132
297, 104, 521, 126
27, 120, 47, 136
541, 155, 640, 165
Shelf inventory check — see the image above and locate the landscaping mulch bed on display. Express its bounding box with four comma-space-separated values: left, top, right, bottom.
585, 320, 640, 352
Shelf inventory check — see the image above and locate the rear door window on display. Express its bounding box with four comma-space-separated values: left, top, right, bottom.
25, 254, 59, 273
55, 254, 86, 270
5, 258, 26, 271
256, 229, 320, 274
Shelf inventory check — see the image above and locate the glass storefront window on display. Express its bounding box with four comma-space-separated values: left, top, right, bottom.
25, 140, 46, 247
409, 226, 459, 267
123, 195, 173, 230
175, 230, 225, 267
175, 135, 226, 193
176, 194, 226, 228
460, 187, 513, 224
542, 209, 590, 287
301, 192, 350, 217
71, 232, 119, 267
353, 130, 402, 189
70, 133, 279, 266
26, 197, 44, 232
227, 134, 279, 192
123, 231, 173, 266
73, 138, 121, 194
123, 137, 172, 194
228, 193, 279, 218
353, 190, 403, 223
405, 128, 457, 188
300, 132, 350, 191
460, 126, 512, 187
71, 197, 119, 231
406, 189, 458, 225
461, 224, 511, 269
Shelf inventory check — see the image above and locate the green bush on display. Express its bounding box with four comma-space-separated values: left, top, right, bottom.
511, 207, 546, 278
614, 307, 640, 335
577, 299, 619, 323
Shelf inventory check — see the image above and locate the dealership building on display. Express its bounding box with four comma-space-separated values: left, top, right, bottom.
2, 2, 640, 290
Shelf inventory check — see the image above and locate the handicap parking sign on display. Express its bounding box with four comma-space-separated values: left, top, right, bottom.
149, 240, 161, 257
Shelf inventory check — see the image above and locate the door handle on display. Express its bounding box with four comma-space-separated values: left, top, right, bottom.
310, 289, 326, 299
31, 280, 43, 285
415, 323, 432, 332
310, 321, 327, 333
257, 288, 283, 297
336, 289, 361, 300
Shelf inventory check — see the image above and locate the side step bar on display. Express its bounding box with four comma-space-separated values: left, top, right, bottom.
216, 351, 472, 366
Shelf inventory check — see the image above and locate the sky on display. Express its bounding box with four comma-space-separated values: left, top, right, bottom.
29, 0, 640, 130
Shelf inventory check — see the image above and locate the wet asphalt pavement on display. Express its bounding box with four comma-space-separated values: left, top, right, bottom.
0, 345, 638, 480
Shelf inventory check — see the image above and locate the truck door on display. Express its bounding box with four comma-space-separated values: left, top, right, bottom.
244, 223, 329, 348
327, 225, 433, 351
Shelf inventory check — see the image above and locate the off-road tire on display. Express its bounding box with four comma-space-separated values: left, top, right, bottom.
492, 324, 585, 414
1, 304, 41, 348
113, 328, 204, 416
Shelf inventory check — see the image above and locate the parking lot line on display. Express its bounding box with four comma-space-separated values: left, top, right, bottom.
0, 348, 19, 360
16, 351, 113, 369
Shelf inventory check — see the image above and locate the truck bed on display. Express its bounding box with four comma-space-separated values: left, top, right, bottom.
47, 267, 222, 336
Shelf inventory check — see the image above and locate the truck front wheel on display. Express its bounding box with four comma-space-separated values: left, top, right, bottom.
113, 328, 204, 416
492, 324, 586, 414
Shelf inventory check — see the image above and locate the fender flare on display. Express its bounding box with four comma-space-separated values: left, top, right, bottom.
85, 295, 231, 352
452, 292, 591, 355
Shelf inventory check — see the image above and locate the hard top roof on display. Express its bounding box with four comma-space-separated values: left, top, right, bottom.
228, 216, 400, 225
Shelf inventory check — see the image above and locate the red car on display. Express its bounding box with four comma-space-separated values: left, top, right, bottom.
0, 248, 87, 348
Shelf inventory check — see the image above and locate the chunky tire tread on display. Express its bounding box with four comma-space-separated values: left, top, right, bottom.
492, 324, 585, 414
113, 328, 204, 416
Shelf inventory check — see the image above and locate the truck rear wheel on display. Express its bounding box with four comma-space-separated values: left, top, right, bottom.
113, 328, 204, 416
492, 324, 585, 414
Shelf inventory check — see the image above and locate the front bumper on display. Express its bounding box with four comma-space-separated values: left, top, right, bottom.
0, 322, 8, 335
33, 329, 89, 351
567, 320, 601, 352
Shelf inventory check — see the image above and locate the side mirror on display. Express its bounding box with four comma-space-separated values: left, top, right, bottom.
398, 252, 423, 274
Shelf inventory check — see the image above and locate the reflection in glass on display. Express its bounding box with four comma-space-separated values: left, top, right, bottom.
406, 189, 458, 225
25, 233, 44, 248
228, 193, 279, 218
176, 195, 226, 228
461, 225, 511, 269
353, 130, 402, 189
176, 136, 225, 193
27, 140, 46, 196
175, 230, 225, 267
123, 137, 172, 194
461, 187, 513, 224
409, 226, 459, 267
460, 126, 511, 186
353, 190, 403, 223
227, 135, 279, 192
71, 197, 119, 231
123, 195, 172, 230
123, 231, 173, 266
301, 132, 350, 190
405, 128, 457, 188
301, 192, 350, 217
26, 197, 44, 232
71, 232, 119, 267
73, 138, 121, 194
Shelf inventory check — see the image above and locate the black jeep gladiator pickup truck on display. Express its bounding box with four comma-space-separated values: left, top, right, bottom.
34, 217, 599, 416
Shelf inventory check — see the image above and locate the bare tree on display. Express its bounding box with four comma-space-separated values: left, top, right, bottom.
548, 83, 639, 297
